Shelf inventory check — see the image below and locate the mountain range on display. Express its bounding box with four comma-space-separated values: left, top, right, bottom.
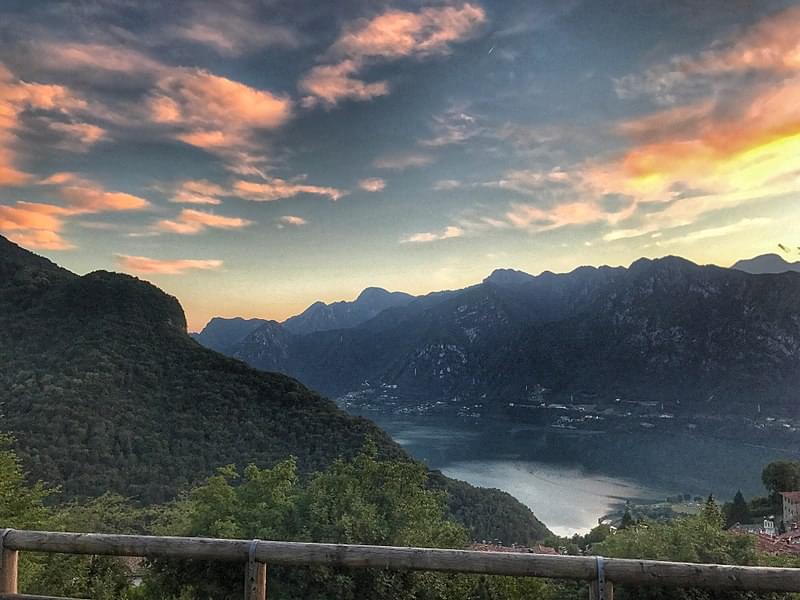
192, 287, 416, 352
198, 256, 800, 416
0, 235, 549, 543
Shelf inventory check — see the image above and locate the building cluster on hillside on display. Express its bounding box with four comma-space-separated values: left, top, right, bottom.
730, 492, 800, 557
470, 542, 559, 555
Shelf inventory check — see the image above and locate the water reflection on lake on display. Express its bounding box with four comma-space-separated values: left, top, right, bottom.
354, 413, 799, 537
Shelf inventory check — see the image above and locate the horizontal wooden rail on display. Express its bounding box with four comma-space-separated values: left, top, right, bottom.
2, 529, 800, 596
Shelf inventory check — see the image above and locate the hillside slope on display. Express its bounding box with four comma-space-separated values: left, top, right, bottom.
0, 235, 550, 543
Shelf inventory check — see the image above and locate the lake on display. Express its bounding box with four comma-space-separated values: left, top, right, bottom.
350, 412, 800, 536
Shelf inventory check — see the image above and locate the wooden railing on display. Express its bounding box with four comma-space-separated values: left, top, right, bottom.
2, 528, 800, 599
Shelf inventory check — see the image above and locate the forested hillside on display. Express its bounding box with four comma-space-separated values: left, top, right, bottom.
0, 235, 549, 544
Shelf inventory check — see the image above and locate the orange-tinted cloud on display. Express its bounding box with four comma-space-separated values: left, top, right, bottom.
505, 201, 607, 231
47, 121, 107, 150
0, 64, 94, 186
116, 254, 223, 275
402, 225, 464, 243
358, 177, 386, 192
0, 202, 72, 250
170, 180, 226, 205
233, 178, 345, 202
591, 75, 800, 241
683, 5, 800, 76
616, 5, 800, 103
157, 208, 253, 234
39, 42, 162, 75
278, 215, 307, 227
0, 173, 152, 250
149, 69, 292, 152
300, 60, 389, 107
332, 4, 486, 59
301, 4, 485, 107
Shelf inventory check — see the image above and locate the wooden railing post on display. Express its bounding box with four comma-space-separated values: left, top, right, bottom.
589, 556, 613, 600
0, 528, 18, 595
245, 540, 267, 600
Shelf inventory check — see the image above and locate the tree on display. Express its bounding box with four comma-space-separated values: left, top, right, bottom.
725, 491, 750, 528
0, 434, 50, 529
761, 461, 800, 498
701, 495, 724, 530
141, 444, 478, 600
620, 506, 634, 530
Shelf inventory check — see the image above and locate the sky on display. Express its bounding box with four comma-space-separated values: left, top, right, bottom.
1, 0, 799, 330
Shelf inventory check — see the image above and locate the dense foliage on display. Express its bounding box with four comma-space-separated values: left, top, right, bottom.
0, 235, 550, 545
4, 432, 800, 599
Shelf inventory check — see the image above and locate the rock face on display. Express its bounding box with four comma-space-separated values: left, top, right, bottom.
226, 256, 800, 415
733, 253, 800, 275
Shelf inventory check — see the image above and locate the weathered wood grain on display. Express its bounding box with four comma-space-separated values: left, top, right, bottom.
3, 530, 800, 592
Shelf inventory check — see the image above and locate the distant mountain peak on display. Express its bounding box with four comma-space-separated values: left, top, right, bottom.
733, 253, 800, 275
281, 287, 415, 335
356, 286, 393, 301
629, 255, 698, 273
483, 268, 536, 286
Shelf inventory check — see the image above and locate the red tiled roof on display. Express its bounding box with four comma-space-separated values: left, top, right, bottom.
780, 491, 800, 501
754, 534, 800, 556
776, 530, 800, 542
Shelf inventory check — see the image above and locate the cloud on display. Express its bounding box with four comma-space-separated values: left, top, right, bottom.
0, 202, 72, 249
278, 215, 307, 227
60, 186, 150, 214
594, 76, 800, 240
373, 153, 434, 170
300, 3, 486, 107
156, 208, 253, 235
432, 179, 462, 190
38, 42, 163, 75
331, 4, 486, 59
419, 108, 482, 147
170, 179, 226, 205
0, 173, 151, 249
358, 177, 386, 192
615, 5, 800, 104
46, 121, 107, 151
233, 178, 345, 202
505, 201, 609, 231
115, 254, 223, 275
299, 60, 389, 107
402, 225, 464, 243
169, 4, 301, 56
0, 64, 93, 186
30, 42, 292, 170
483, 167, 572, 195
658, 217, 773, 246
149, 68, 292, 153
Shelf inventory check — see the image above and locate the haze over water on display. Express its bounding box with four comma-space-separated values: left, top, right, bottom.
356, 413, 800, 537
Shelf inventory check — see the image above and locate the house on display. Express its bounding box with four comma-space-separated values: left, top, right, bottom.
780, 491, 800, 528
